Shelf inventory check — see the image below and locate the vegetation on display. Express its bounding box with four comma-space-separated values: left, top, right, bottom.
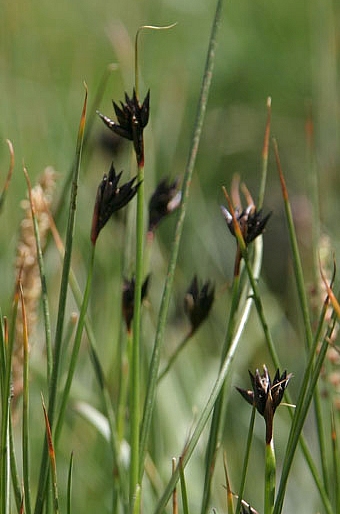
0, 1, 339, 513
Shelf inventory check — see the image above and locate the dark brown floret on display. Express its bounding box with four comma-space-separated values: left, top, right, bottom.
97, 89, 150, 166
236, 365, 291, 443
184, 275, 215, 334
148, 177, 181, 232
122, 275, 150, 332
91, 162, 140, 245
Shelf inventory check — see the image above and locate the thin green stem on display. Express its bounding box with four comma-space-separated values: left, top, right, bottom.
331, 412, 340, 513
9, 417, 21, 514
313, 385, 329, 494
23, 167, 52, 384
117, 330, 131, 441
274, 139, 313, 351
54, 245, 95, 445
273, 315, 336, 514
235, 407, 256, 514
201, 273, 242, 514
139, 0, 223, 482
66, 452, 73, 514
20, 285, 32, 514
152, 276, 259, 514
264, 440, 276, 514
1, 291, 19, 514
157, 332, 191, 383
34, 87, 87, 514
130, 164, 144, 506
257, 97, 272, 210
179, 458, 189, 514
49, 216, 128, 508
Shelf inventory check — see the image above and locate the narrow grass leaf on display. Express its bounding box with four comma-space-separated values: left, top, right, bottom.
41, 395, 59, 514
140, 0, 223, 482
235, 407, 256, 514
273, 139, 313, 351
264, 440, 275, 514
46, 210, 128, 504
222, 454, 234, 514
19, 284, 32, 514
331, 412, 340, 513
0, 139, 15, 212
34, 84, 88, 514
67, 452, 74, 514
179, 457, 189, 514
23, 167, 52, 384
1, 285, 19, 514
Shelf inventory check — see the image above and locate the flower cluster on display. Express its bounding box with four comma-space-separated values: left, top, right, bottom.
184, 275, 215, 335
236, 366, 291, 443
122, 275, 150, 333
148, 177, 181, 233
91, 163, 140, 245
221, 204, 272, 246
97, 89, 150, 166
221, 178, 271, 275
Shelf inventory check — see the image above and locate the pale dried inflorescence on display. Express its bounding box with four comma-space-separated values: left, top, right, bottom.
13, 166, 57, 406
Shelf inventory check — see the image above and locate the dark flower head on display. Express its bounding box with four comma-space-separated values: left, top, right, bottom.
91, 162, 140, 245
122, 275, 150, 332
221, 177, 272, 276
236, 365, 291, 443
148, 177, 181, 232
97, 89, 150, 166
221, 204, 271, 245
184, 275, 215, 334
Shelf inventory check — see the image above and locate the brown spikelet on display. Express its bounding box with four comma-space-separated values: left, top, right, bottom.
12, 167, 57, 408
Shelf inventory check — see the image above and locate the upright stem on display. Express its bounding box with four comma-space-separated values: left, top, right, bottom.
264, 439, 276, 514
130, 163, 144, 507
139, 0, 223, 483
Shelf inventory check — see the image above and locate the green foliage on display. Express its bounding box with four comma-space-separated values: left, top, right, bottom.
0, 1, 340, 513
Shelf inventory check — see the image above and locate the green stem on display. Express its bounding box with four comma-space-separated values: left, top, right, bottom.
23, 167, 52, 384
274, 139, 313, 351
1, 291, 18, 514
235, 407, 256, 514
201, 273, 242, 514
66, 453, 73, 514
54, 245, 95, 445
34, 87, 87, 514
117, 330, 131, 441
273, 314, 336, 514
130, 162, 144, 507
153, 237, 262, 514
157, 332, 191, 383
139, 0, 223, 482
21, 286, 32, 514
264, 439, 276, 514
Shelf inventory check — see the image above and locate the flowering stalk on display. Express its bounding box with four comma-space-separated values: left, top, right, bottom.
139, 0, 223, 486
158, 275, 214, 381
97, 75, 150, 506
130, 97, 146, 509
265, 439, 276, 514
34, 86, 88, 514
237, 367, 291, 514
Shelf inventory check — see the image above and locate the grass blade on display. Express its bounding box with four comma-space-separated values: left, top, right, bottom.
1, 285, 19, 514
0, 139, 15, 213
23, 167, 52, 384
41, 396, 59, 514
34, 84, 88, 514
19, 284, 32, 514
67, 452, 73, 514
139, 0, 223, 482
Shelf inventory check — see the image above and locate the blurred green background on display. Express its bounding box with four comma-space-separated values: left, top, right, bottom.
1, 0, 339, 512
